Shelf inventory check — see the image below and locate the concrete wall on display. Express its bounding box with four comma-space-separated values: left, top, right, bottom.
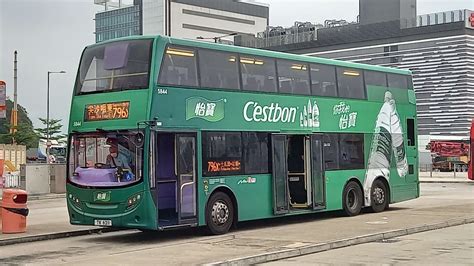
359, 0, 416, 28
142, 0, 165, 35
50, 164, 66, 193
170, 2, 267, 41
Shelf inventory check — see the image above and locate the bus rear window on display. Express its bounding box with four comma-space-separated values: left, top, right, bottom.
76, 39, 152, 94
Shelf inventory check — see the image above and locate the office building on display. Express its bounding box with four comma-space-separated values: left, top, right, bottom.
94, 0, 269, 43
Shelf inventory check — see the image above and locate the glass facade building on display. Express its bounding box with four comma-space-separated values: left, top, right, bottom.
95, 5, 142, 43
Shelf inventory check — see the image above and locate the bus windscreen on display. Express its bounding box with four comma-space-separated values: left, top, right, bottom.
76, 39, 153, 94
68, 132, 143, 187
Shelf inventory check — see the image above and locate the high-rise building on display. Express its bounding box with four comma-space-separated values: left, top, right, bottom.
95, 0, 142, 43
94, 0, 269, 43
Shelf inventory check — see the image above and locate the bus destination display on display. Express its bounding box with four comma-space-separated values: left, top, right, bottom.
85, 101, 130, 121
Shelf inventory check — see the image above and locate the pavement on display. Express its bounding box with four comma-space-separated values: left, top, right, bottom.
418, 171, 472, 183
0, 195, 117, 246
264, 223, 474, 265
0, 175, 472, 263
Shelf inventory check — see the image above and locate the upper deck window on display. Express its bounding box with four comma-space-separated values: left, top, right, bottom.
364, 71, 387, 88
310, 64, 337, 97
336, 67, 365, 99
159, 46, 198, 87
77, 39, 152, 94
199, 49, 240, 90
277, 60, 310, 95
240, 55, 277, 93
387, 74, 409, 89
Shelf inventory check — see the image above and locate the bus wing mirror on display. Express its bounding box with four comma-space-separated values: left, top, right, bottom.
136, 132, 144, 148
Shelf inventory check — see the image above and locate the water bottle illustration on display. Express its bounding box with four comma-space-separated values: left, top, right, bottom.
300, 100, 320, 129
307, 100, 313, 128
363, 91, 408, 204
312, 101, 320, 128
390, 104, 408, 178
363, 93, 393, 199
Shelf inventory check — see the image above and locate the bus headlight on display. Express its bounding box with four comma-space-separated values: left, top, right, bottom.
69, 193, 82, 209
126, 193, 142, 210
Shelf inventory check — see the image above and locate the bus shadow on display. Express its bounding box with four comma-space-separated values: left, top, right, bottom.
82, 207, 412, 245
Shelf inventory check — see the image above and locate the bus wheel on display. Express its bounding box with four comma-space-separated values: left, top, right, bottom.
371, 179, 388, 213
342, 181, 363, 216
206, 192, 234, 235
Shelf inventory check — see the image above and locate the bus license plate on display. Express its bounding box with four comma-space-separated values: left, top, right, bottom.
94, 219, 112, 226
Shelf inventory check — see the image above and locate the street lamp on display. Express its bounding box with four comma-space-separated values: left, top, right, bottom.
46, 70, 66, 163
197, 32, 238, 43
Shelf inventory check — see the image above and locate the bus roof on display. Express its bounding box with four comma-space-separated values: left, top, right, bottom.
89, 35, 412, 76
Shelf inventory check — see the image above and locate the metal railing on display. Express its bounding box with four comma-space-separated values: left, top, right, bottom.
2, 172, 21, 188
419, 163, 468, 178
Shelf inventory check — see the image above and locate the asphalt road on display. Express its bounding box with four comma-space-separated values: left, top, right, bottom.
0, 183, 472, 265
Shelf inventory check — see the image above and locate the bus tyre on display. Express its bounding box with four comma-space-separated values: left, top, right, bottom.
370, 179, 388, 213
342, 181, 363, 216
206, 192, 234, 235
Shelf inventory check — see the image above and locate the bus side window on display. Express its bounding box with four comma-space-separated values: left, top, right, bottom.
199, 49, 240, 90
158, 46, 198, 87
310, 64, 337, 97
241, 55, 277, 93
408, 76, 414, 90
336, 67, 365, 100
387, 73, 409, 89
276, 60, 310, 95
338, 133, 365, 170
323, 134, 339, 170
364, 71, 387, 89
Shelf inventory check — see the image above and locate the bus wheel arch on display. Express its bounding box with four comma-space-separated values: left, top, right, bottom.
342, 178, 364, 216
369, 177, 390, 212
205, 187, 238, 234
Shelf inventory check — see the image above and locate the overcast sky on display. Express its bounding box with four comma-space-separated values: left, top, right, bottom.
1, 0, 473, 131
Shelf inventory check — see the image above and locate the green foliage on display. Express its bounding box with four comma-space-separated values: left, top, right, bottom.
0, 99, 39, 148
35, 118, 67, 144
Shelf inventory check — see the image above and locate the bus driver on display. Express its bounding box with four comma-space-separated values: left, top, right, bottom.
106, 141, 131, 170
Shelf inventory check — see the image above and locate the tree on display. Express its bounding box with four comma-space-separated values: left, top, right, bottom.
0, 99, 39, 148
0, 122, 39, 148
35, 118, 67, 144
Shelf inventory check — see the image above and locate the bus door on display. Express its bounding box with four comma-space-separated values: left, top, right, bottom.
271, 134, 289, 214
156, 133, 197, 227
175, 134, 197, 225
310, 134, 325, 210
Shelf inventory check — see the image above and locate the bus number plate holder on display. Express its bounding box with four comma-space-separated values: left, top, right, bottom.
94, 219, 112, 226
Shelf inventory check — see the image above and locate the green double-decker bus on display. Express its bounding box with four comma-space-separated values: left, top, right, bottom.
67, 35, 419, 234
